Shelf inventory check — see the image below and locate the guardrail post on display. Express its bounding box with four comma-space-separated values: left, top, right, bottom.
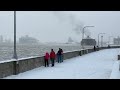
79, 51, 82, 56
118, 55, 120, 71
13, 61, 19, 75
118, 55, 120, 60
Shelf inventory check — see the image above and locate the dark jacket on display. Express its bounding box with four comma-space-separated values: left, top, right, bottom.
94, 46, 96, 51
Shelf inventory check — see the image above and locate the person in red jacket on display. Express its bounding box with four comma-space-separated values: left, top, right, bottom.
44, 52, 50, 67
50, 49, 56, 67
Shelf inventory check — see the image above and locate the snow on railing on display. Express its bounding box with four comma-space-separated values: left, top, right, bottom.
0, 59, 16, 64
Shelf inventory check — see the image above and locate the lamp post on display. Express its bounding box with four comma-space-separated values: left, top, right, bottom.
82, 26, 94, 40
98, 33, 105, 47
81, 26, 94, 49
101, 36, 103, 47
13, 11, 18, 59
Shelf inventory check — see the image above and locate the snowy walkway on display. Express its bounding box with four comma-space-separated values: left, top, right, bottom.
4, 49, 120, 79
110, 61, 120, 79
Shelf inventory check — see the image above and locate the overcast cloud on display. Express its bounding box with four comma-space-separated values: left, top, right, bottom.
0, 11, 120, 43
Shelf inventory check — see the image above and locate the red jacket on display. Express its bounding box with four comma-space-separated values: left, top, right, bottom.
45, 52, 49, 60
50, 51, 56, 59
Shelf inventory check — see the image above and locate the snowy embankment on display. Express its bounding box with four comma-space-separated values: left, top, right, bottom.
110, 61, 120, 79
4, 49, 120, 79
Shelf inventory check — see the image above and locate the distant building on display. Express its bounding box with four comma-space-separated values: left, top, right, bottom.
114, 36, 120, 45
0, 35, 3, 43
19, 35, 39, 44
81, 36, 96, 46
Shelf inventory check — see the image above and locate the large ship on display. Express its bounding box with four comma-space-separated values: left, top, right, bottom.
81, 36, 96, 46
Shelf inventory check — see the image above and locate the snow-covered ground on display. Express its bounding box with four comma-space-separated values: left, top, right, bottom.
4, 49, 120, 79
110, 61, 120, 79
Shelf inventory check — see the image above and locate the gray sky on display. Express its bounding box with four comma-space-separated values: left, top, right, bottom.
0, 11, 120, 43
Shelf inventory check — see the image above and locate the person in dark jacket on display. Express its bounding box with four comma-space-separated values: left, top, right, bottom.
93, 46, 96, 51
50, 49, 56, 67
60, 48, 64, 62
57, 48, 62, 63
44, 52, 50, 67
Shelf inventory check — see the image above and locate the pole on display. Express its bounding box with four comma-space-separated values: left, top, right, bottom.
81, 26, 94, 49
98, 34, 99, 47
98, 33, 105, 47
13, 11, 18, 59
82, 27, 85, 40
101, 36, 103, 47
82, 26, 94, 40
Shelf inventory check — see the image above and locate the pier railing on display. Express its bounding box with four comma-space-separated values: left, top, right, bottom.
0, 46, 120, 78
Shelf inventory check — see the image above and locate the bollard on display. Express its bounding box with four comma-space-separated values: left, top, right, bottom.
118, 55, 120, 60
118, 55, 120, 71
79, 51, 82, 56
13, 61, 19, 75
119, 61, 120, 71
